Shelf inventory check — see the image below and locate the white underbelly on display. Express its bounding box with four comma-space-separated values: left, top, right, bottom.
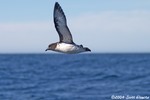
55, 43, 83, 54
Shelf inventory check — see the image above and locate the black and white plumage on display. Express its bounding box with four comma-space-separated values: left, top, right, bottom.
46, 2, 91, 54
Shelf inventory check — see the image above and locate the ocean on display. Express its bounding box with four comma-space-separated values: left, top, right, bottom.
0, 53, 150, 100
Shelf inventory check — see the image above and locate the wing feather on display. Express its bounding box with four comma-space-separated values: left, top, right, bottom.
54, 2, 74, 43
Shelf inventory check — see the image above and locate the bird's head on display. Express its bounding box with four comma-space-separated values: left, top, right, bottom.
45, 43, 57, 51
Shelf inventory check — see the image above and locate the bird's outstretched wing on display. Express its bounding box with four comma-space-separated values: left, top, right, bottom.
54, 2, 74, 44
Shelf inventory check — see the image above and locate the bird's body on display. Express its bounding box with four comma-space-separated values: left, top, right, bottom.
46, 2, 91, 54
52, 43, 86, 54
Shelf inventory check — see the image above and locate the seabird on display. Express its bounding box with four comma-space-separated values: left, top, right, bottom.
46, 2, 91, 54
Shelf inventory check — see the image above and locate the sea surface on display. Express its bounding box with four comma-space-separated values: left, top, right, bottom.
0, 53, 150, 100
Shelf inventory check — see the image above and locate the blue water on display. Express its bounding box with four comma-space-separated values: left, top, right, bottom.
0, 54, 150, 100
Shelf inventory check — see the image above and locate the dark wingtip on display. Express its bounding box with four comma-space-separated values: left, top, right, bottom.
55, 2, 60, 8
54, 2, 63, 16
55, 2, 58, 5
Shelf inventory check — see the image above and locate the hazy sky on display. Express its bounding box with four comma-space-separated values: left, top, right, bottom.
0, 0, 150, 53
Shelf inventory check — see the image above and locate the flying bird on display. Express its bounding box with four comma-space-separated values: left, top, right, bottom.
46, 2, 91, 54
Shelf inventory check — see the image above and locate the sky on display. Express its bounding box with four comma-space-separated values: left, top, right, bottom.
0, 0, 150, 53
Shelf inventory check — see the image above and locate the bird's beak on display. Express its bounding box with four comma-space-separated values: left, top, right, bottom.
45, 48, 48, 51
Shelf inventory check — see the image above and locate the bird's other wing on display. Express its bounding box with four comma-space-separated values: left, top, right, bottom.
54, 2, 74, 44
